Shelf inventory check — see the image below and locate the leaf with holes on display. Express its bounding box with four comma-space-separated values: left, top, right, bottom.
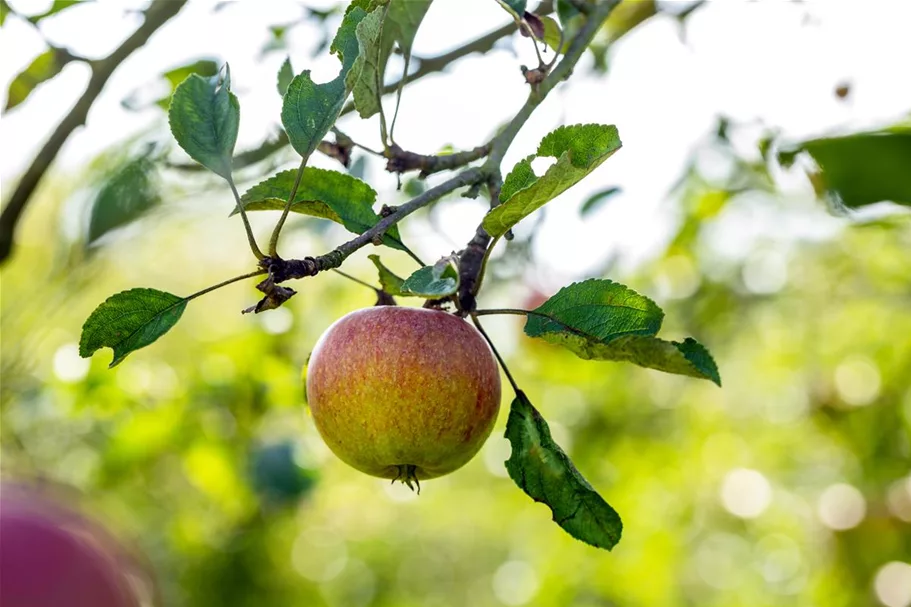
505, 391, 622, 550
80, 288, 187, 367
282, 6, 365, 158
168, 65, 239, 180
483, 124, 622, 237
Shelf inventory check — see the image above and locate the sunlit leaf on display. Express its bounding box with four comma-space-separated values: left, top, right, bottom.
87, 156, 161, 244
483, 124, 622, 237
238, 168, 408, 251
168, 65, 239, 180
5, 49, 71, 111
281, 7, 365, 158
401, 259, 459, 297
80, 288, 187, 367
504, 391, 622, 550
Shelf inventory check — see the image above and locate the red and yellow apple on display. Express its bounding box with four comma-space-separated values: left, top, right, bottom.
305, 306, 501, 488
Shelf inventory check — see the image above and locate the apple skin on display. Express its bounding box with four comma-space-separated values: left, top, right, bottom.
306, 306, 501, 482
0, 484, 142, 607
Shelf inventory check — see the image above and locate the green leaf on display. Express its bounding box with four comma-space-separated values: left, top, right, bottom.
579, 186, 621, 216
783, 127, 911, 208
496, 0, 526, 18
368, 254, 409, 296
525, 279, 663, 342
5, 49, 71, 111
1, 0, 11, 27
504, 391, 622, 551
277, 56, 293, 96
483, 124, 622, 237
87, 156, 161, 244
281, 7, 366, 158
556, 0, 581, 25
523, 279, 722, 385
347, 0, 433, 119
168, 65, 239, 180
79, 288, 187, 368
401, 259, 459, 297
238, 168, 408, 251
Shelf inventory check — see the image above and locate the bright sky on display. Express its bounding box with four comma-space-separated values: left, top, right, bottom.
1, 0, 910, 281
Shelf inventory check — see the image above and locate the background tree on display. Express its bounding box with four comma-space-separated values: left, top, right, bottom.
2, 1, 910, 606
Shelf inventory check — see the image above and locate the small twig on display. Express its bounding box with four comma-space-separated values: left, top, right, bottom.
473, 308, 550, 320
246, 167, 484, 313
331, 268, 378, 291
470, 314, 520, 394
227, 177, 265, 260
384, 144, 490, 178
470, 234, 502, 297
267, 156, 308, 257
185, 269, 267, 303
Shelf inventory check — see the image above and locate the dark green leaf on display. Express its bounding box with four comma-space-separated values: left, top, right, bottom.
5, 49, 71, 111
238, 168, 407, 251
483, 124, 622, 237
281, 7, 365, 158
168, 65, 239, 180
26, 0, 81, 23
579, 186, 621, 217
368, 254, 409, 296
87, 156, 161, 244
277, 57, 293, 96
401, 259, 459, 297
497, 0, 526, 18
122, 59, 219, 112
525, 279, 663, 343
504, 391, 622, 551
783, 127, 911, 208
79, 288, 187, 367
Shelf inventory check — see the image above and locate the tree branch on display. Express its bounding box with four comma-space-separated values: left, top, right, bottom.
245, 167, 484, 313
0, 0, 187, 265
177, 1, 554, 174
458, 0, 622, 312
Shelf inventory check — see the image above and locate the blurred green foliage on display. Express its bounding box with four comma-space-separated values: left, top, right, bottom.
2, 121, 910, 606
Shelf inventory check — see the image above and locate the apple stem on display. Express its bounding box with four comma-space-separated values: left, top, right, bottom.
470, 314, 521, 395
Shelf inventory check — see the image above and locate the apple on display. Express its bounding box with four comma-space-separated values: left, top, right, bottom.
0, 483, 143, 607
305, 306, 501, 490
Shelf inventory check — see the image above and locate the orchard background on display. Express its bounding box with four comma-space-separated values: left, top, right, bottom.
2, 1, 911, 606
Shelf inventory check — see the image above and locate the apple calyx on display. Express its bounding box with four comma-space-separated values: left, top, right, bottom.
392, 464, 421, 494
